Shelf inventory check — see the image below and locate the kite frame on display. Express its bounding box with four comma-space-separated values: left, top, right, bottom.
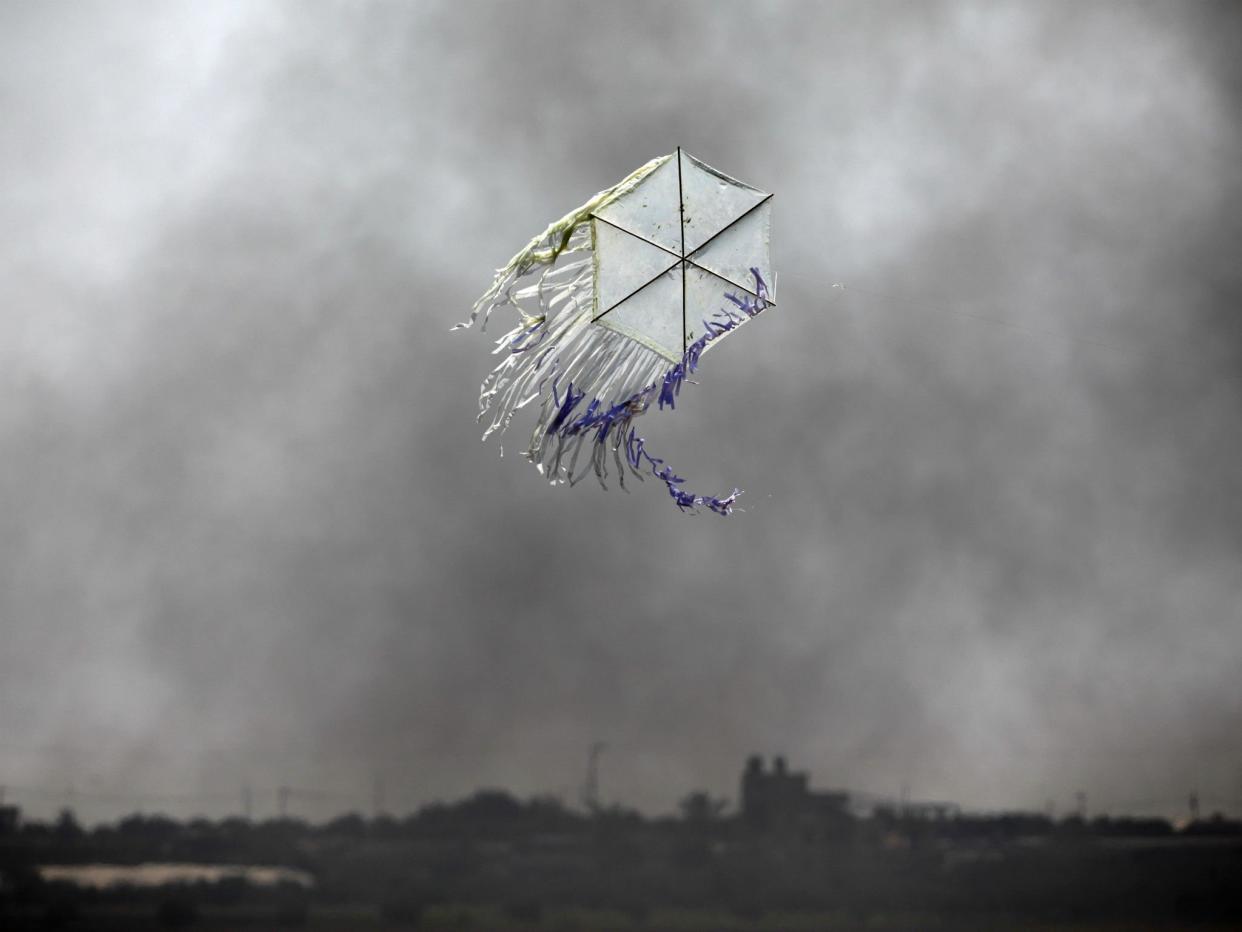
589, 146, 775, 362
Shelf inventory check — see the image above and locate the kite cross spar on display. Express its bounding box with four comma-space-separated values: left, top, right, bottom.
455, 149, 775, 515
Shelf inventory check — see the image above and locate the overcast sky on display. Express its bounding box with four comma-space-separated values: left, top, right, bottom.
2, 1, 1240, 824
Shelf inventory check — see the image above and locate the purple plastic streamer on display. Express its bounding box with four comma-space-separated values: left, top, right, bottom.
541, 269, 771, 515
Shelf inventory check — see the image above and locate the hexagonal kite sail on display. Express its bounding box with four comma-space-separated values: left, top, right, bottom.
455, 149, 774, 514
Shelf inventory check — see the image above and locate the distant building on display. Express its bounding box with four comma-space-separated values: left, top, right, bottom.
0, 805, 19, 835
740, 755, 851, 841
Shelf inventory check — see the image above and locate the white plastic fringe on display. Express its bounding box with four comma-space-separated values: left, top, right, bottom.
455, 159, 674, 488
453, 154, 671, 334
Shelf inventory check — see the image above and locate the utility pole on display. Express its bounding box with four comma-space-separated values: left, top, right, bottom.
581, 742, 605, 813
1075, 791, 1087, 821
277, 785, 291, 819
1189, 790, 1200, 823
242, 784, 252, 822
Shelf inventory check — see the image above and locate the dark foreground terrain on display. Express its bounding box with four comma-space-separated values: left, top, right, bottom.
2, 790, 1240, 930
5, 903, 1242, 932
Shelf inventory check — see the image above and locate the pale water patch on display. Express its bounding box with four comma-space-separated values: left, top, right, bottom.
38, 863, 314, 889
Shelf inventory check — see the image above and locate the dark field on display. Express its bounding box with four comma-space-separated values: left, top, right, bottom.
3, 789, 1241, 931
4, 903, 1242, 932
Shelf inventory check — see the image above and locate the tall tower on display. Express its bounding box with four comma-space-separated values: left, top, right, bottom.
741, 754, 765, 826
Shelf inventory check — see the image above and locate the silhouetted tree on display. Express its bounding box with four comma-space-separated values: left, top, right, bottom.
53, 808, 83, 842
678, 791, 728, 824
323, 813, 367, 837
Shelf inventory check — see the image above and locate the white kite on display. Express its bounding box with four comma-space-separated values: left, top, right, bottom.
456, 149, 774, 514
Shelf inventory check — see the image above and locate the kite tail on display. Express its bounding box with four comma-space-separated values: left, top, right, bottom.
469, 222, 671, 469
536, 269, 773, 515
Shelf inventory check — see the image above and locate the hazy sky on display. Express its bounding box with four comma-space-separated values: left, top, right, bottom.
2, 1, 1240, 824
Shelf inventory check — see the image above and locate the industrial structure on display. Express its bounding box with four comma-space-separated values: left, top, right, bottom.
740, 754, 852, 841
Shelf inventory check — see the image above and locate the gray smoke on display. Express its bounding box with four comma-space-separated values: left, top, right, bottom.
1, 1, 1239, 823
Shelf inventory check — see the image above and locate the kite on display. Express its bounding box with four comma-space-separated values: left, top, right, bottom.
455, 149, 774, 515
